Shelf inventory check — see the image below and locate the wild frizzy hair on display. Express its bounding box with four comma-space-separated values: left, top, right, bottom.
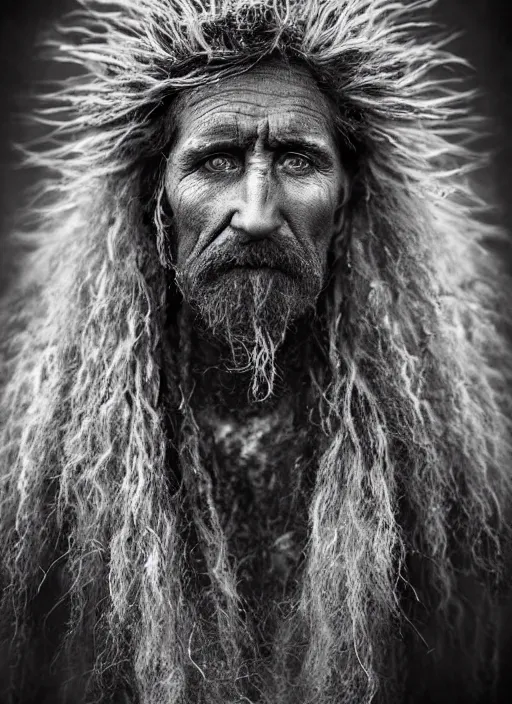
0, 1, 511, 703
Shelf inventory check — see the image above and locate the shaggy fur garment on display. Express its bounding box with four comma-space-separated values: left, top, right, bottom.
0, 1, 511, 703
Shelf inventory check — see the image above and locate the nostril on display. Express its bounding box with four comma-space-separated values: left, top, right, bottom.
230, 206, 281, 241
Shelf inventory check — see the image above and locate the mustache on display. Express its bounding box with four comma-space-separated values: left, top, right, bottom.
191, 238, 312, 283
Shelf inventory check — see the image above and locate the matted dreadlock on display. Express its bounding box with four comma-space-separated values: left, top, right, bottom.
0, 1, 511, 703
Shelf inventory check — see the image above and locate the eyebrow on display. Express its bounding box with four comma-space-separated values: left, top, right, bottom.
177, 129, 336, 166
270, 135, 335, 163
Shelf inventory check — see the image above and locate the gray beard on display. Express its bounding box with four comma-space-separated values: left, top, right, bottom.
178, 268, 319, 401
173, 232, 325, 400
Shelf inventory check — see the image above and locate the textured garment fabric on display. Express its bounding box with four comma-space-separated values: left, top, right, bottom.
199, 407, 311, 613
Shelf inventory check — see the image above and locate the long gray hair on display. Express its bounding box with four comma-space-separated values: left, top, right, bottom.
0, 1, 511, 703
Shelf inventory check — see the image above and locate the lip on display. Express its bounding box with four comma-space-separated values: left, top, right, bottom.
231, 264, 282, 269
225, 265, 287, 274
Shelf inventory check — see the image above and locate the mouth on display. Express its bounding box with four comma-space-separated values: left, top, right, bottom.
191, 238, 303, 284
229, 264, 285, 272
218, 265, 292, 280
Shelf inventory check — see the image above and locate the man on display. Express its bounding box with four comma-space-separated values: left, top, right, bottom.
0, 0, 510, 702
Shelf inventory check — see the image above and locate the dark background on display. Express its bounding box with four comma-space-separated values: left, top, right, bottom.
0, 0, 512, 281
0, 2, 511, 698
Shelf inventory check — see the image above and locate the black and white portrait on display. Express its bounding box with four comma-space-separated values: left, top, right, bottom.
0, 1, 511, 703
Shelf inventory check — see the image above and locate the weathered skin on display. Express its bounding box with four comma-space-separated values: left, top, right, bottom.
0, 1, 511, 702
165, 62, 348, 284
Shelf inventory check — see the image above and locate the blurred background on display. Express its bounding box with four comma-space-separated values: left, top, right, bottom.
0, 0, 511, 283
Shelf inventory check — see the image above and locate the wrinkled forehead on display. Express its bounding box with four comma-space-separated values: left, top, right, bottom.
169, 60, 339, 150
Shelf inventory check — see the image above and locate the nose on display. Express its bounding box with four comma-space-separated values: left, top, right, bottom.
230, 165, 282, 241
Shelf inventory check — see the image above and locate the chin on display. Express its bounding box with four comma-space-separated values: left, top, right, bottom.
186, 268, 318, 399
188, 267, 316, 345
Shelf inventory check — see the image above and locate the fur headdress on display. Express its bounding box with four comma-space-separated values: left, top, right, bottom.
0, 2, 511, 703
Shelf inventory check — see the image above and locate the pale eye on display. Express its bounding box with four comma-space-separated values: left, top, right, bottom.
203, 154, 239, 173
279, 153, 313, 174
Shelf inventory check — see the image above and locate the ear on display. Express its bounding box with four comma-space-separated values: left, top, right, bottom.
155, 179, 175, 269
333, 171, 352, 237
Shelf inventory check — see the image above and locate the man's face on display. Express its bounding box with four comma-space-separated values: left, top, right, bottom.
165, 61, 348, 355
